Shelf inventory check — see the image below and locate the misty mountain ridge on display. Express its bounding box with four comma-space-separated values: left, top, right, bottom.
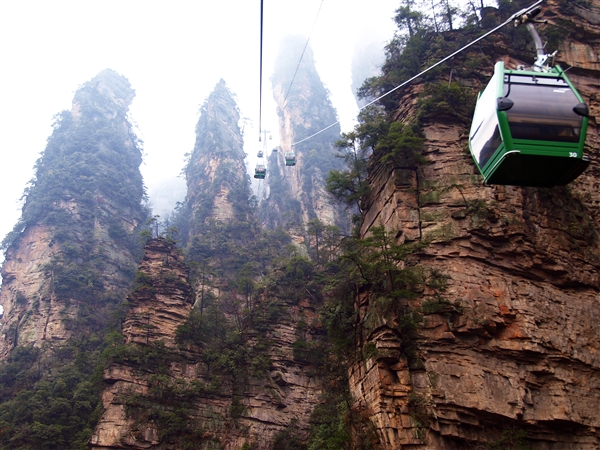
0, 1, 599, 448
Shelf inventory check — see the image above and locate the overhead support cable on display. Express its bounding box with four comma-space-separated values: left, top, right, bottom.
282, 0, 325, 107
290, 0, 544, 148
259, 0, 264, 140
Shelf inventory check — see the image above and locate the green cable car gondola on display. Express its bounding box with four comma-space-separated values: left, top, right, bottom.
284, 151, 296, 166
254, 164, 266, 179
468, 8, 590, 187
469, 62, 589, 187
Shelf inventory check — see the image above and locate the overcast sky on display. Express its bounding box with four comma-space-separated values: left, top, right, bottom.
0, 0, 401, 252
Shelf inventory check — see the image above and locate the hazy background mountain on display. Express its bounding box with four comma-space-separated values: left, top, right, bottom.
0, 0, 398, 254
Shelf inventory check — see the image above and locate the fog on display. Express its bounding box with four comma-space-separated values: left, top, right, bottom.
0, 0, 400, 251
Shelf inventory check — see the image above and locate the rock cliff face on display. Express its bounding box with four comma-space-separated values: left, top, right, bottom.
120, 239, 194, 347
4, 3, 599, 448
91, 238, 194, 448
263, 36, 349, 240
0, 69, 146, 360
90, 81, 331, 449
350, 1, 600, 448
183, 79, 251, 238
90, 239, 329, 449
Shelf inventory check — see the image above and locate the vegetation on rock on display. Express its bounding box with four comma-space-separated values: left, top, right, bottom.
2, 0, 597, 447
0, 69, 147, 449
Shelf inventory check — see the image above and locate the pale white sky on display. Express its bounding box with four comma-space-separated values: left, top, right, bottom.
0, 0, 400, 251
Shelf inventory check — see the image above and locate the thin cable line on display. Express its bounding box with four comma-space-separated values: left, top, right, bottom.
282, 0, 324, 107
259, 0, 264, 139
291, 0, 543, 148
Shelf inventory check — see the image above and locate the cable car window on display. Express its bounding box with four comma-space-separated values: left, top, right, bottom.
503, 75, 583, 142
470, 73, 501, 167
471, 73, 498, 135
471, 116, 502, 167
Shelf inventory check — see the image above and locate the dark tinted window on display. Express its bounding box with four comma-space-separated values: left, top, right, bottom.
504, 75, 583, 142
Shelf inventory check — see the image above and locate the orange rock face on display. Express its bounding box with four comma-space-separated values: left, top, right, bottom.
0, 68, 145, 361
121, 239, 194, 348
91, 238, 330, 449
351, 1, 600, 447
0, 225, 61, 359
91, 238, 194, 448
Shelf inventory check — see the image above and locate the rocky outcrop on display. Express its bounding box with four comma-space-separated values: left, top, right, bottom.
91, 239, 328, 449
0, 226, 61, 348
121, 239, 194, 347
351, 1, 600, 448
264, 36, 349, 240
183, 79, 251, 238
91, 238, 194, 448
0, 69, 146, 360
90, 74, 332, 447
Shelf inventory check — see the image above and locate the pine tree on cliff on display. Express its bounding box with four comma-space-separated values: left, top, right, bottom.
0, 69, 147, 448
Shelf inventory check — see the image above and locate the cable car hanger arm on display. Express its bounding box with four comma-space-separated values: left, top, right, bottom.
513, 5, 553, 69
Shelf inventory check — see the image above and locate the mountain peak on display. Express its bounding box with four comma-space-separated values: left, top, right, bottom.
72, 68, 135, 116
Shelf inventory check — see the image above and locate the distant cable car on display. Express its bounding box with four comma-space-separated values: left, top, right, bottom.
468, 7, 589, 187
254, 164, 266, 179
284, 151, 296, 166
257, 150, 264, 158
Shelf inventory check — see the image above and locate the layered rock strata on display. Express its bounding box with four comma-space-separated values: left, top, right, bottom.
121, 239, 194, 347
91, 239, 327, 449
91, 78, 331, 448
91, 238, 194, 448
350, 1, 600, 448
0, 69, 145, 359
